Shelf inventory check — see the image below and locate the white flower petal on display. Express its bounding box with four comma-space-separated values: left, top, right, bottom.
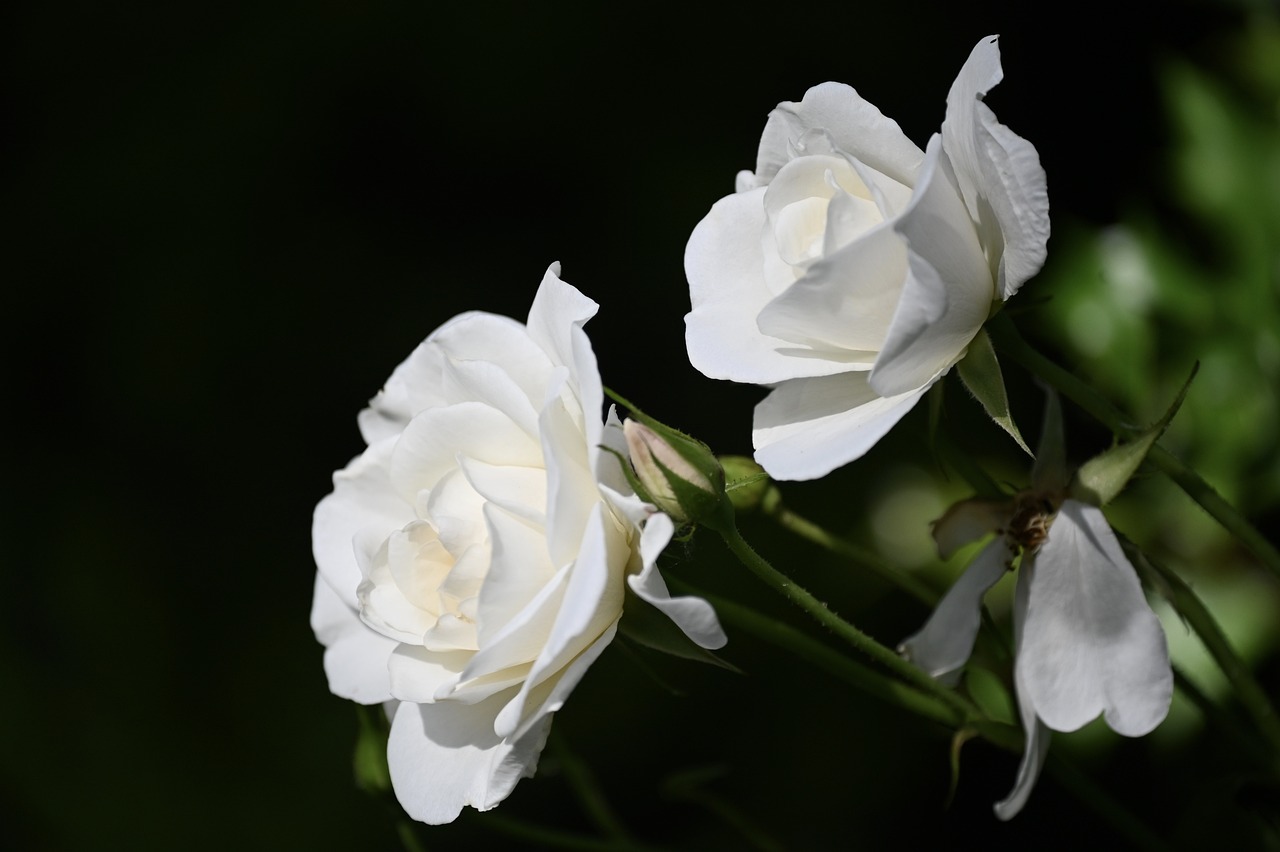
387, 695, 552, 825
387, 645, 474, 703
493, 505, 627, 738
457, 457, 547, 530
429, 311, 557, 407
871, 137, 992, 398
627, 513, 727, 649
540, 392, 599, 570
942, 35, 1050, 300
440, 356, 540, 438
526, 264, 601, 439
312, 438, 413, 607
389, 402, 541, 503
1018, 501, 1173, 735
357, 343, 449, 445
757, 220, 905, 358
900, 537, 1012, 685
310, 573, 396, 704
475, 504, 558, 647
752, 372, 929, 480
995, 568, 1052, 820
686, 188, 849, 384
755, 82, 925, 188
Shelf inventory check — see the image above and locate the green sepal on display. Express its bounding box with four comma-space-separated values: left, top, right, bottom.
1069, 364, 1197, 506
600, 445, 660, 509
352, 704, 391, 794
956, 328, 1032, 457
618, 585, 741, 672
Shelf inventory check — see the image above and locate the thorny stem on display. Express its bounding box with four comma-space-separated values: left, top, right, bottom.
714, 521, 982, 725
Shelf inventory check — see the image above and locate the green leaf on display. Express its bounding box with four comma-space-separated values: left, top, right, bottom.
1070, 364, 1198, 506
956, 328, 1032, 457
619, 586, 741, 672
353, 705, 391, 794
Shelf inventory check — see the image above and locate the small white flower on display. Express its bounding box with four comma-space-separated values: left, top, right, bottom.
311, 264, 726, 824
684, 36, 1049, 480
901, 496, 1173, 819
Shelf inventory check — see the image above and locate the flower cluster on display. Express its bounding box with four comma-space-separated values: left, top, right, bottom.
311, 34, 1179, 832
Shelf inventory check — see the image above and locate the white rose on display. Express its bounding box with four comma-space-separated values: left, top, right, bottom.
311, 263, 726, 824
685, 36, 1050, 480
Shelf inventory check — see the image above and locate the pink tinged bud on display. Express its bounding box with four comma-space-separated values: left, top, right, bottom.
623, 419, 714, 520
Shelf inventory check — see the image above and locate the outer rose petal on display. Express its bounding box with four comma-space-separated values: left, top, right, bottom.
753, 372, 929, 480
995, 567, 1052, 820
685, 189, 856, 384
627, 513, 728, 650
1017, 501, 1173, 736
387, 694, 553, 825
754, 81, 925, 188
900, 537, 1012, 686
942, 35, 1049, 300
312, 438, 414, 607
310, 574, 396, 704
871, 137, 992, 399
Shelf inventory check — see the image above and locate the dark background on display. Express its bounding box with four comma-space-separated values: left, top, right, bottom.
3, 1, 1265, 849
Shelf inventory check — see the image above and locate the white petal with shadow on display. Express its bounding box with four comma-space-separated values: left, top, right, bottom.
753, 372, 929, 481
1017, 501, 1172, 735
900, 536, 1012, 685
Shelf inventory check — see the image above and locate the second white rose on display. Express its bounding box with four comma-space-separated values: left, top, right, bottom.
685, 35, 1049, 480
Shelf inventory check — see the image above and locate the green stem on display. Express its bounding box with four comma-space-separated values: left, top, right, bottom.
989, 315, 1280, 580
1140, 554, 1280, 757
683, 583, 964, 728
714, 521, 982, 724
759, 486, 938, 606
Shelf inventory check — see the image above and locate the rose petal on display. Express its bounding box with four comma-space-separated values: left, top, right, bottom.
994, 568, 1053, 820
310, 573, 396, 704
942, 35, 1050, 301
312, 437, 413, 607
357, 343, 449, 445
899, 536, 1013, 685
871, 137, 992, 398
494, 504, 627, 738
686, 188, 851, 384
389, 402, 541, 503
540, 390, 600, 571
757, 220, 905, 358
752, 372, 929, 481
429, 311, 557, 407
627, 513, 727, 650
755, 81, 925, 189
1017, 501, 1173, 735
387, 694, 552, 825
474, 503, 558, 647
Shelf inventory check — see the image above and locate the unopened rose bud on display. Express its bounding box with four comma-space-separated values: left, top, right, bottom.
623, 418, 719, 523
719, 456, 770, 513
